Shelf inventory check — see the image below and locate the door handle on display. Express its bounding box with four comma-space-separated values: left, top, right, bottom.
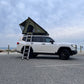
42, 43, 45, 45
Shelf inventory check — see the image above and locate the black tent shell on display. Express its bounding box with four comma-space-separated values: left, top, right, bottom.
19, 17, 49, 35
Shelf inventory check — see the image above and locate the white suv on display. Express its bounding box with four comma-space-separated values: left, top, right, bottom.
17, 35, 77, 60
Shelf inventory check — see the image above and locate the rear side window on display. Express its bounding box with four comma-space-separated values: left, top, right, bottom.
22, 37, 26, 41
32, 37, 43, 42
22, 37, 31, 42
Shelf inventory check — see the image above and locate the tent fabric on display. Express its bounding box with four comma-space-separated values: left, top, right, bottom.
19, 17, 49, 35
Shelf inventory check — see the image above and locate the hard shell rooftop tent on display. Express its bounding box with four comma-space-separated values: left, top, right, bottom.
19, 17, 49, 35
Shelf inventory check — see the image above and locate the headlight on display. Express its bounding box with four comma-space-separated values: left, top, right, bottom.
71, 44, 77, 48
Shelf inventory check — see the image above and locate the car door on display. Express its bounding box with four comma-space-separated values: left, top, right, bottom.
41, 37, 56, 53
31, 36, 55, 53
31, 36, 45, 53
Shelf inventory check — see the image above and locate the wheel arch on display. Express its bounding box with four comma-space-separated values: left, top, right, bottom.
21, 46, 33, 54
57, 47, 71, 55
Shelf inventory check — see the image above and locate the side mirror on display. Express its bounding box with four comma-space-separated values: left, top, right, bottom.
50, 40, 54, 44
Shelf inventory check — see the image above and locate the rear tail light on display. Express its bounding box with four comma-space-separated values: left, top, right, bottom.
17, 42, 19, 45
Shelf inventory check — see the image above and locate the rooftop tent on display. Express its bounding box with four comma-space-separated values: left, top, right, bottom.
19, 17, 49, 35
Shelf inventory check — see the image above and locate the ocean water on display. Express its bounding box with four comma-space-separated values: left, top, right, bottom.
0, 47, 16, 50
0, 46, 84, 51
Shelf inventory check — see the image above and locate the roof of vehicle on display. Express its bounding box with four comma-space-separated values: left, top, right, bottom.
23, 35, 50, 37
19, 17, 49, 36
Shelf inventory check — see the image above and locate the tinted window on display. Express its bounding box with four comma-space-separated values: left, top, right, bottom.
32, 37, 43, 42
43, 37, 53, 42
22, 36, 54, 42
22, 37, 26, 41
22, 37, 31, 42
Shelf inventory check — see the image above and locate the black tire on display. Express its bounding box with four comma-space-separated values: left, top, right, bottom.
59, 49, 70, 60
29, 48, 34, 59
33, 54, 38, 58
22, 47, 34, 59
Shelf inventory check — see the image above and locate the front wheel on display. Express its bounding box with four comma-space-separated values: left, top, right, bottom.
59, 49, 70, 60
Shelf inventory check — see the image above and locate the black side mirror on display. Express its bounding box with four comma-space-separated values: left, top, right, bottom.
50, 40, 54, 44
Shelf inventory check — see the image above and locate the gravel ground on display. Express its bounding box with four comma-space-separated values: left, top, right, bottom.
0, 53, 84, 84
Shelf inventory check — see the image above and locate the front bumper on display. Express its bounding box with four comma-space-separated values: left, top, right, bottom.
71, 50, 77, 55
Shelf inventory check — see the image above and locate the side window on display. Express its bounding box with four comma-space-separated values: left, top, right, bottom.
43, 37, 53, 42
22, 37, 31, 42
27, 37, 31, 42
45, 38, 51, 42
32, 37, 43, 42
27, 25, 34, 32
22, 37, 26, 41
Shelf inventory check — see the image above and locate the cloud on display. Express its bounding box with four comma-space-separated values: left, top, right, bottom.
48, 27, 84, 43
0, 0, 84, 47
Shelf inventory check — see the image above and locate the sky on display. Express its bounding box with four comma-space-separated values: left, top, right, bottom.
0, 0, 84, 47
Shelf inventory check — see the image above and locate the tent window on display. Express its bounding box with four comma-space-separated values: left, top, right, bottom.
27, 25, 34, 32
20, 25, 24, 31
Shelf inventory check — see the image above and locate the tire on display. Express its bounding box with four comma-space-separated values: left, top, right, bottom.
33, 54, 38, 58
59, 49, 70, 60
22, 47, 34, 59
29, 48, 34, 59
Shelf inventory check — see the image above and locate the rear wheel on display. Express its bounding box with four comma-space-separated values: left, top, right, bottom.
33, 54, 38, 58
22, 47, 34, 59
59, 49, 70, 60
29, 48, 34, 59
